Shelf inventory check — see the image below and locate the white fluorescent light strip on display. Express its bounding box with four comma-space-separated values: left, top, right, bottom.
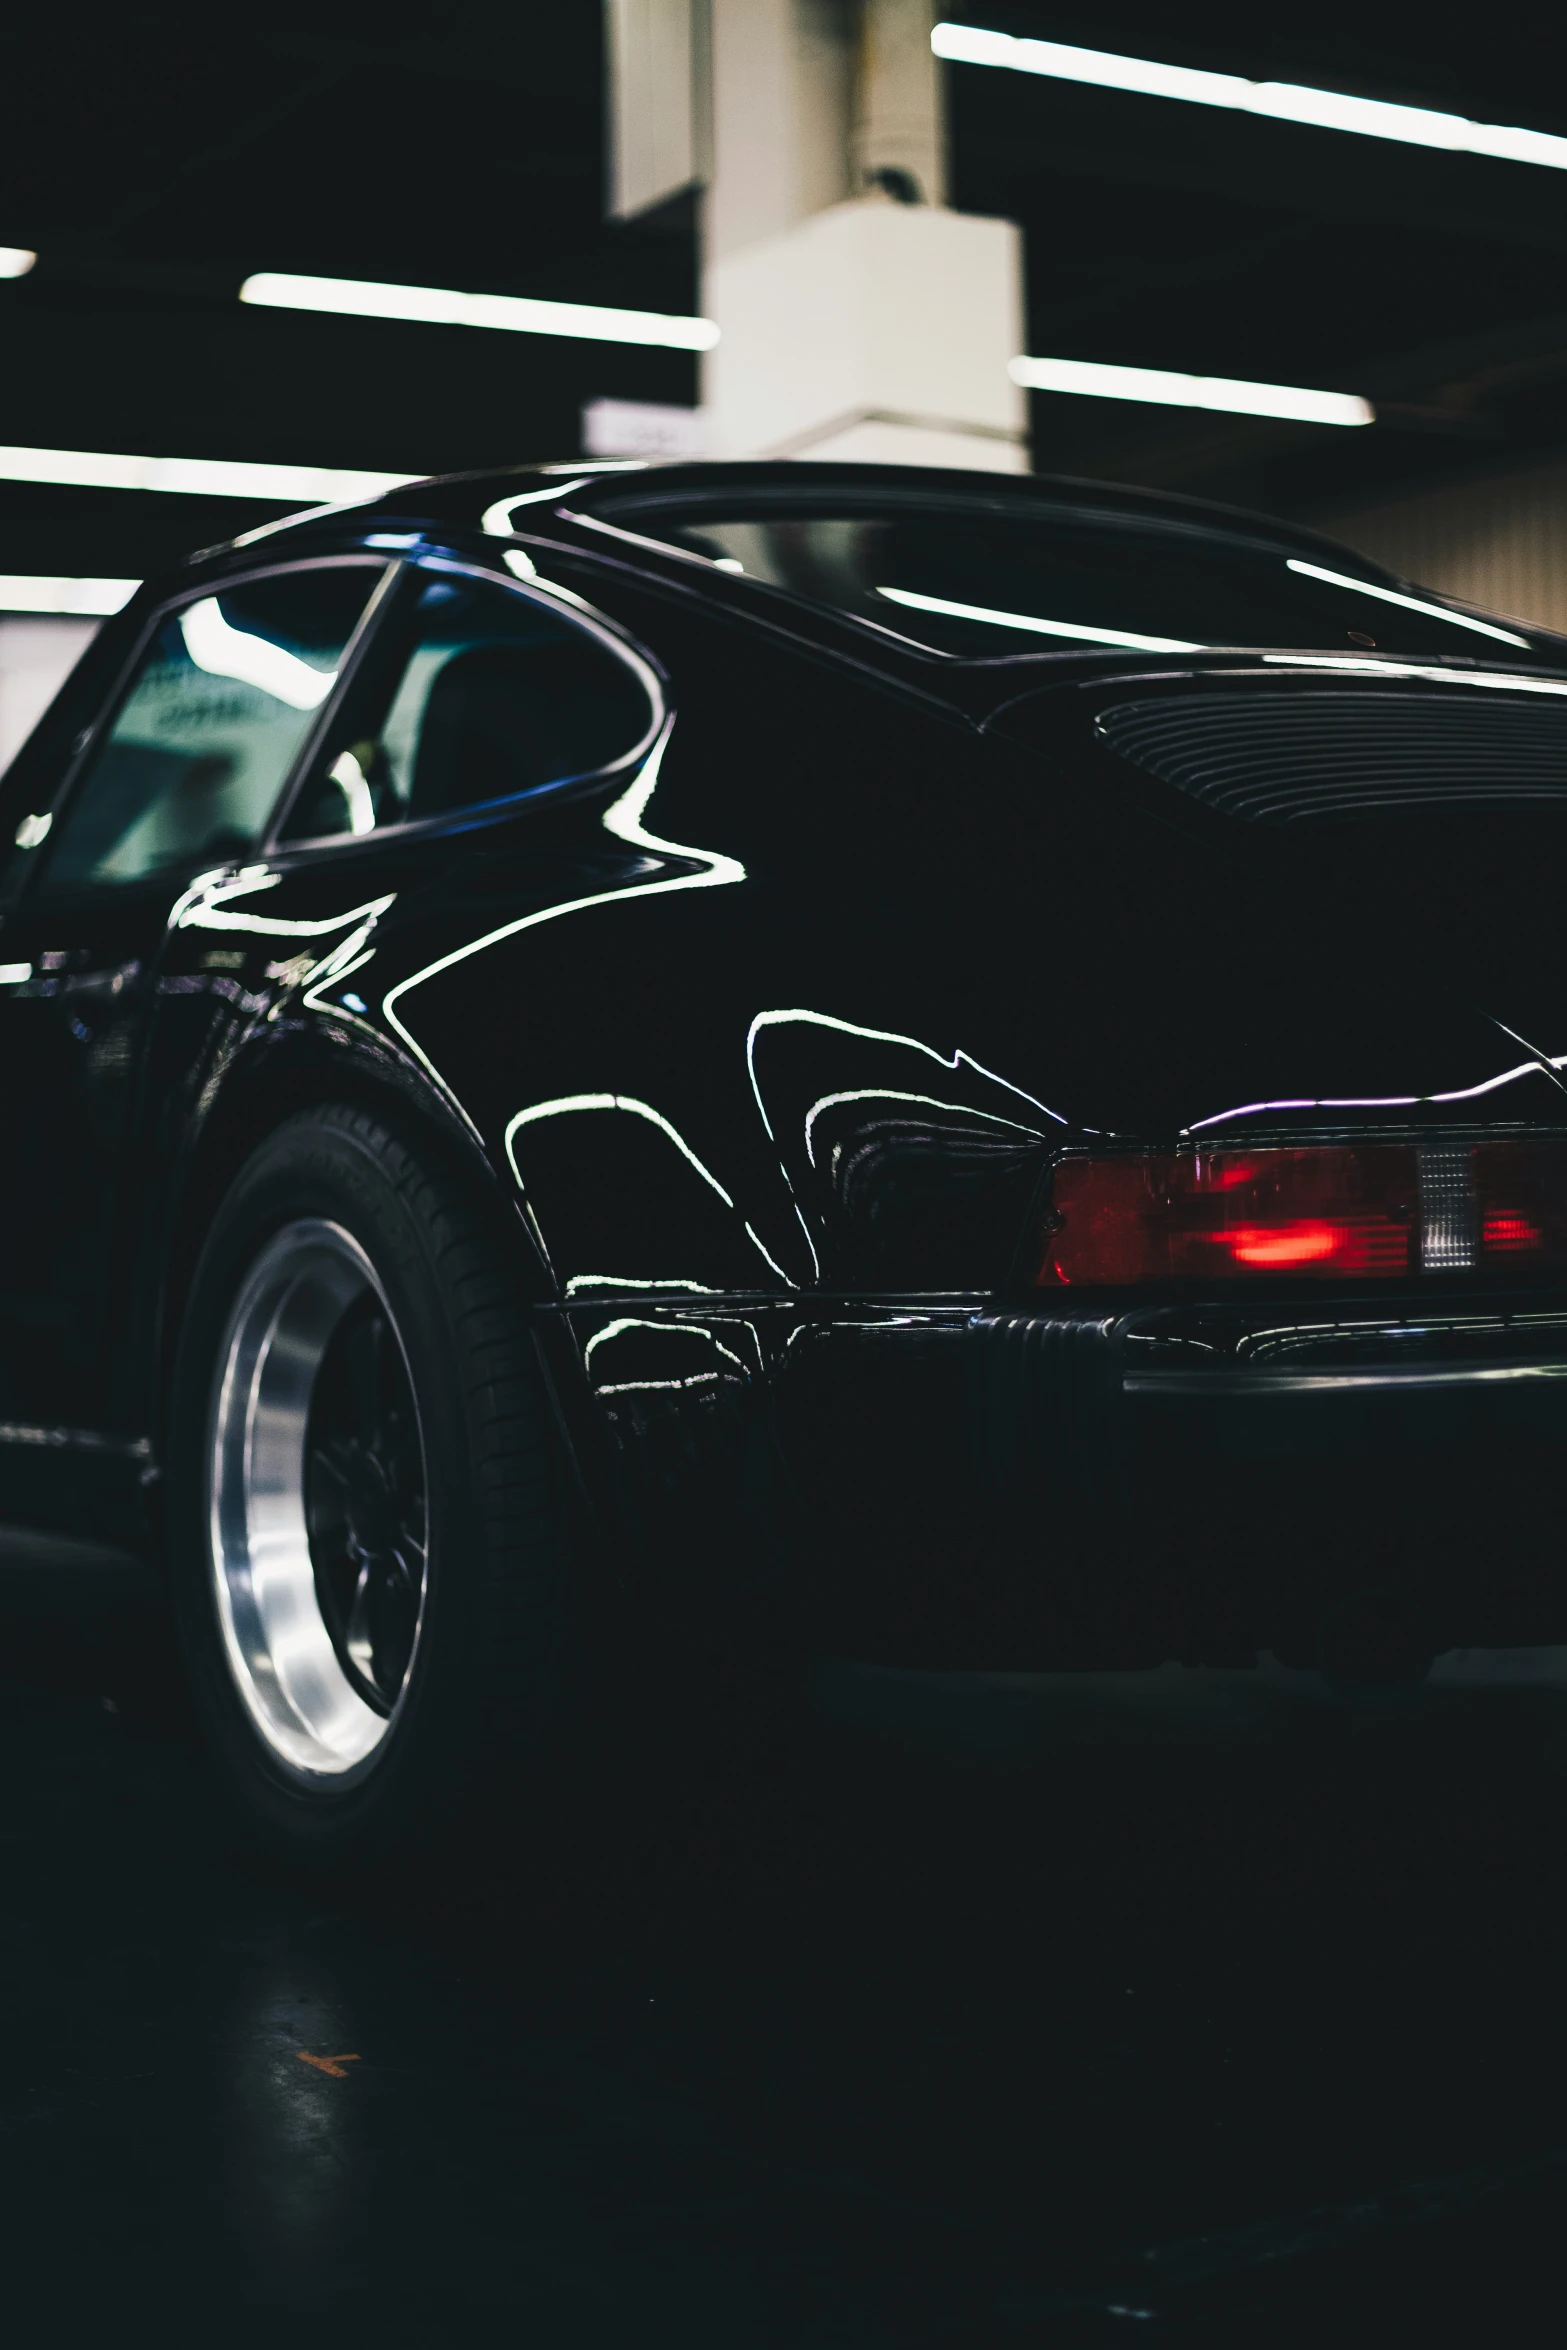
0, 443, 417, 503
877, 585, 1203, 652
240, 271, 720, 352
1284, 558, 1530, 646
932, 24, 1567, 171
0, 247, 36, 279
0, 575, 139, 615
1009, 355, 1371, 428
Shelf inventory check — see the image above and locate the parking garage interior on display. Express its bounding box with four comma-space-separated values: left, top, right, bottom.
8, 5, 1567, 2341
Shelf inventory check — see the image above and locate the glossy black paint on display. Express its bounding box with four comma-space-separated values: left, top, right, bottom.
5, 459, 1567, 1671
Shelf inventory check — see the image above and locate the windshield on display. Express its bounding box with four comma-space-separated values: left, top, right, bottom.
627, 502, 1553, 662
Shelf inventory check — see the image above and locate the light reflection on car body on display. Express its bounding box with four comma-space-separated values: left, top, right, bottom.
4, 457, 1567, 1686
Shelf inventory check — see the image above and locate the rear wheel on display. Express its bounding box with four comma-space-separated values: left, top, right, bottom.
167, 1105, 573, 1867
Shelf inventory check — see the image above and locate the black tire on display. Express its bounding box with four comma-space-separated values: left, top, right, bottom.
166, 1104, 574, 1869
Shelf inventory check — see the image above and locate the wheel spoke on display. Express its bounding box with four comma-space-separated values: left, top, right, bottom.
306, 1445, 351, 1528
343, 1553, 377, 1678
309, 1443, 351, 1493
350, 1553, 420, 1699
300, 1287, 428, 1713
341, 1309, 388, 1445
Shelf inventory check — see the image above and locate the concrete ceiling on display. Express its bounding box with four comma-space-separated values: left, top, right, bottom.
3, 1, 1564, 574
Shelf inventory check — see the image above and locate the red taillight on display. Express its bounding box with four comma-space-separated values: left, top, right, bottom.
1035, 1142, 1567, 1285
1226, 1222, 1352, 1267
1482, 1210, 1543, 1253
1473, 1143, 1567, 1262
1040, 1148, 1418, 1285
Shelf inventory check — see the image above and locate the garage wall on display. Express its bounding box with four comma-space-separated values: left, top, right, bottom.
0, 616, 99, 776
1322, 463, 1567, 639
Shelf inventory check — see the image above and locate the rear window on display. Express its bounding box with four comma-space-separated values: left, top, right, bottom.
618, 499, 1553, 663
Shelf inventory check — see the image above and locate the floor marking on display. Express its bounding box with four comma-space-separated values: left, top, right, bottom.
296, 2051, 361, 2078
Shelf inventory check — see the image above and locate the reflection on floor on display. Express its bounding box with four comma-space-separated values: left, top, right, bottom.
3, 1525, 1567, 2344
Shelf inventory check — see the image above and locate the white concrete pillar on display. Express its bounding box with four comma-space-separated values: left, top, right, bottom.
705, 196, 1025, 468
704, 0, 1023, 469
853, 0, 947, 205
605, 0, 706, 222
0, 618, 98, 774
705, 0, 856, 261
603, 0, 1026, 471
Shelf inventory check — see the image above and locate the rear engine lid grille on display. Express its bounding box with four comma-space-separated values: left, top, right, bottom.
1096, 691, 1567, 825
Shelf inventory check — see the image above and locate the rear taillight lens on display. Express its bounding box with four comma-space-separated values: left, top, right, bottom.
1036, 1143, 1567, 1286
1473, 1143, 1567, 1262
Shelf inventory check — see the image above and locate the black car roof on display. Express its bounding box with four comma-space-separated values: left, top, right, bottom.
175, 454, 1567, 724
211, 456, 1404, 583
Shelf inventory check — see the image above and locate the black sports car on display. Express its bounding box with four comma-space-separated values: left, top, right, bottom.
7, 456, 1567, 1860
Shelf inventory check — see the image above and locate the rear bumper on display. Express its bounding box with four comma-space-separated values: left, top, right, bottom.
969, 1293, 1567, 1672
794, 1292, 1567, 1672
1120, 1295, 1567, 1403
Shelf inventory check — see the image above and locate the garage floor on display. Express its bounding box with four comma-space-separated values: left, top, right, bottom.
5, 1529, 1566, 2347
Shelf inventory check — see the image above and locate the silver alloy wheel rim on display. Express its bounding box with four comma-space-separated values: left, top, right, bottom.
208, 1218, 429, 1783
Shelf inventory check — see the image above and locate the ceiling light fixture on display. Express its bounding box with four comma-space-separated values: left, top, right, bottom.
0, 248, 37, 279
1008, 355, 1373, 428
0, 444, 417, 502
933, 24, 1567, 171
240, 271, 720, 352
0, 575, 139, 615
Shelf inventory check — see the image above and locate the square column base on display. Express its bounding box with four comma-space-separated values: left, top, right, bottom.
705, 197, 1027, 472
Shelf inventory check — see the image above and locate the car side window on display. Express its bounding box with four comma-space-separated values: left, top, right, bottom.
33, 565, 383, 896
278, 568, 656, 844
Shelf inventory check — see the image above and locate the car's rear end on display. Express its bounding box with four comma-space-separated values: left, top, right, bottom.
556, 462, 1567, 1686
971, 657, 1567, 1683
